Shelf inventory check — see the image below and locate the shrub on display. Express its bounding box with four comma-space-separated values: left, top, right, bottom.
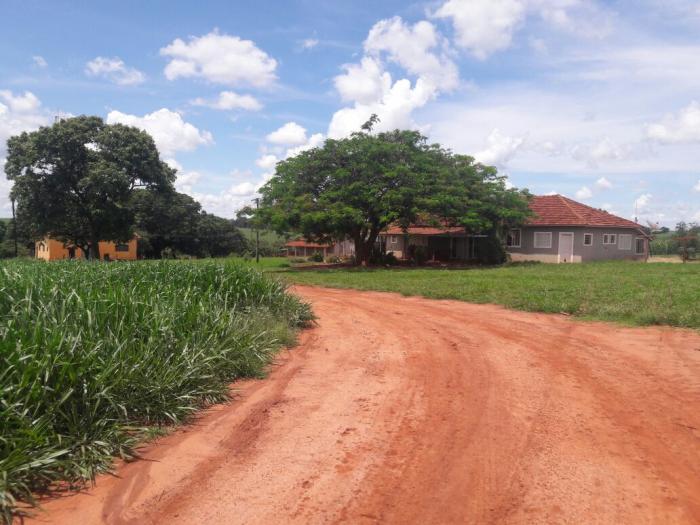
0, 259, 313, 520
308, 252, 324, 262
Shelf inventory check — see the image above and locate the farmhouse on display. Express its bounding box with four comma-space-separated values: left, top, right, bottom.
378, 195, 650, 263
35, 237, 138, 261
507, 195, 650, 263
284, 239, 355, 258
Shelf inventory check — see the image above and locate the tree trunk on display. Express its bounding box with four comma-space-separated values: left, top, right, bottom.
352, 227, 380, 266
89, 237, 101, 260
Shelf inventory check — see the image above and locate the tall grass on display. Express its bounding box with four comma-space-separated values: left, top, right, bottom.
0, 259, 312, 521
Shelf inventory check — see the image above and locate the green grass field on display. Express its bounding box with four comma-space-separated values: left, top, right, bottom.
0, 259, 312, 520
261, 260, 700, 330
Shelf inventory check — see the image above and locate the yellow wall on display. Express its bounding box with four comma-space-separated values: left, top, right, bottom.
35, 237, 138, 261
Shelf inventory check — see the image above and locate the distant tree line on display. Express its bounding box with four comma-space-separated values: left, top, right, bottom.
650, 222, 699, 260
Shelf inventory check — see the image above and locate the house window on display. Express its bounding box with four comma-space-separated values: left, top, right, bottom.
583, 233, 593, 246
115, 243, 129, 252
618, 234, 632, 250
534, 231, 552, 249
506, 229, 521, 248
635, 237, 646, 255
603, 233, 617, 245
390, 236, 398, 244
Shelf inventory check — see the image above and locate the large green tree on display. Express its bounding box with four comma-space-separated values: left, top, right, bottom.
258, 117, 531, 265
5, 116, 174, 259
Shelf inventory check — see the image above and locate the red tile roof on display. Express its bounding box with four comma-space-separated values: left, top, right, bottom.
528, 195, 645, 231
383, 225, 466, 236
285, 240, 331, 249
378, 195, 649, 236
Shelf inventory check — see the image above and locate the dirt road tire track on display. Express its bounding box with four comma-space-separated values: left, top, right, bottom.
26, 285, 700, 524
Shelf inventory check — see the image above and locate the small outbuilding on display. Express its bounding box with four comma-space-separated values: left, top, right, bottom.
35, 237, 138, 261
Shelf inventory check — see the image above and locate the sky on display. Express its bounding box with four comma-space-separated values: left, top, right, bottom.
1, 0, 700, 227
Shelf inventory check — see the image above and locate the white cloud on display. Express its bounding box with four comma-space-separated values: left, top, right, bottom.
0, 90, 41, 113
301, 38, 319, 50
106, 108, 213, 156
334, 57, 391, 105
160, 30, 277, 87
474, 128, 525, 167
433, 0, 526, 59
32, 55, 47, 68
328, 76, 434, 139
266, 121, 308, 145
634, 193, 652, 210
0, 90, 51, 214
433, 0, 612, 60
575, 186, 593, 200
190, 90, 262, 111
285, 132, 324, 158
364, 17, 459, 90
85, 56, 145, 85
175, 170, 202, 194
569, 137, 632, 167
329, 16, 460, 140
255, 154, 278, 170
693, 179, 700, 192
647, 101, 700, 144
595, 176, 613, 189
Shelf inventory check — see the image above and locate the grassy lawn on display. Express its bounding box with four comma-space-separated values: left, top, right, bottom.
260, 260, 700, 330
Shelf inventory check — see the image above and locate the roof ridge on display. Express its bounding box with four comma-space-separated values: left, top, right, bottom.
557, 194, 585, 222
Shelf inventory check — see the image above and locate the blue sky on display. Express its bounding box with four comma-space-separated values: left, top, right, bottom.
1, 0, 699, 226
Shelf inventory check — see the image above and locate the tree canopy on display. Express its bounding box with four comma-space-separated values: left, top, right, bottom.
257, 117, 531, 264
130, 188, 248, 259
5, 116, 175, 259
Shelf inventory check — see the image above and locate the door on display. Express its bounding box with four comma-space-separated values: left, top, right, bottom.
558, 232, 574, 263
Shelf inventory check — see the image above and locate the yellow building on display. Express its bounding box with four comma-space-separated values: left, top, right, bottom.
35, 237, 138, 261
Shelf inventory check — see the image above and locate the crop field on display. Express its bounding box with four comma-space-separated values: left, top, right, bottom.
0, 259, 312, 520
276, 260, 700, 330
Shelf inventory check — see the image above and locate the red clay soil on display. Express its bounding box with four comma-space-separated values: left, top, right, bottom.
25, 286, 700, 524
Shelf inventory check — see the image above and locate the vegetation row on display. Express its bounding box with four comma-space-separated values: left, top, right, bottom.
0, 259, 313, 521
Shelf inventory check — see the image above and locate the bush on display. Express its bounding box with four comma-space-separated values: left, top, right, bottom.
308, 252, 324, 262
324, 255, 342, 264
0, 260, 313, 520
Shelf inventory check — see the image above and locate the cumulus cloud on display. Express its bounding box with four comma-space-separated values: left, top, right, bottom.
474, 128, 525, 167
285, 132, 324, 158
106, 108, 213, 156
255, 154, 279, 170
85, 56, 145, 85
595, 176, 613, 189
191, 174, 261, 218
32, 55, 47, 68
634, 193, 652, 210
433, 0, 612, 59
160, 30, 277, 87
434, 0, 525, 60
0, 90, 51, 213
328, 76, 434, 138
328, 16, 457, 139
647, 101, 700, 144
334, 57, 391, 105
190, 90, 262, 111
266, 122, 308, 145
364, 17, 459, 90
575, 186, 593, 200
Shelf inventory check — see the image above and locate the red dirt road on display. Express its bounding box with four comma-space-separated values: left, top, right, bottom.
27, 286, 700, 524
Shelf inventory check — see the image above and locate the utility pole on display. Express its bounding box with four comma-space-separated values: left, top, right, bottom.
254, 197, 260, 263
11, 196, 18, 258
